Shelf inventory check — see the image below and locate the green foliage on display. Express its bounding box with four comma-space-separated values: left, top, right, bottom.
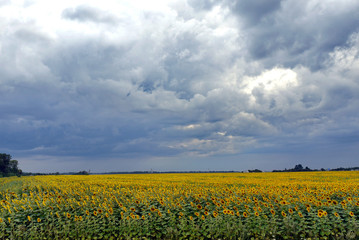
0, 153, 21, 177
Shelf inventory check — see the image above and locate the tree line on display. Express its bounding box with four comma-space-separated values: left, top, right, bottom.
0, 153, 22, 177
1, 152, 358, 177
272, 164, 359, 172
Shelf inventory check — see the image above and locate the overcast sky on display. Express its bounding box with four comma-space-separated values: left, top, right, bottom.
1, 0, 359, 173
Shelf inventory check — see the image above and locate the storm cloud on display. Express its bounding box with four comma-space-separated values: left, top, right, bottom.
1, 0, 359, 172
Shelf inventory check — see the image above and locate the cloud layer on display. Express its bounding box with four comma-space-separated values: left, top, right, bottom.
1, 0, 359, 172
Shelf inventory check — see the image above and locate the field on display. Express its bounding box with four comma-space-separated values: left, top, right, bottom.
0, 172, 358, 239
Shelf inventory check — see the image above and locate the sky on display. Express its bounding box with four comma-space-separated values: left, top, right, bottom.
1, 0, 359, 173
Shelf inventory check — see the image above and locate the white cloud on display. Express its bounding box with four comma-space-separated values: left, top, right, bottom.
241, 68, 298, 94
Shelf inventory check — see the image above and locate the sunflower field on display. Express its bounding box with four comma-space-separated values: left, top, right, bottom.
0, 171, 358, 239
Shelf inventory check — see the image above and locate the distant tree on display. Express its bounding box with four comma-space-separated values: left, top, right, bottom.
0, 153, 11, 174
75, 170, 89, 175
9, 160, 19, 173
272, 165, 313, 172
0, 153, 22, 177
248, 169, 262, 173
294, 164, 304, 171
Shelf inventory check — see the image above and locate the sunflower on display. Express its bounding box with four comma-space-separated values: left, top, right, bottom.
27, 216, 31, 222
288, 208, 293, 214
255, 212, 259, 217
281, 211, 287, 217
298, 212, 303, 218
197, 204, 202, 210
349, 211, 355, 217
243, 212, 248, 218
334, 212, 340, 218
37, 218, 41, 223
270, 209, 275, 215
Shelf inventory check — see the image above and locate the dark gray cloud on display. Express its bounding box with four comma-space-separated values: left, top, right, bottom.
187, 0, 220, 11
226, 0, 359, 70
62, 5, 119, 25
1, 0, 359, 172
228, 0, 283, 26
